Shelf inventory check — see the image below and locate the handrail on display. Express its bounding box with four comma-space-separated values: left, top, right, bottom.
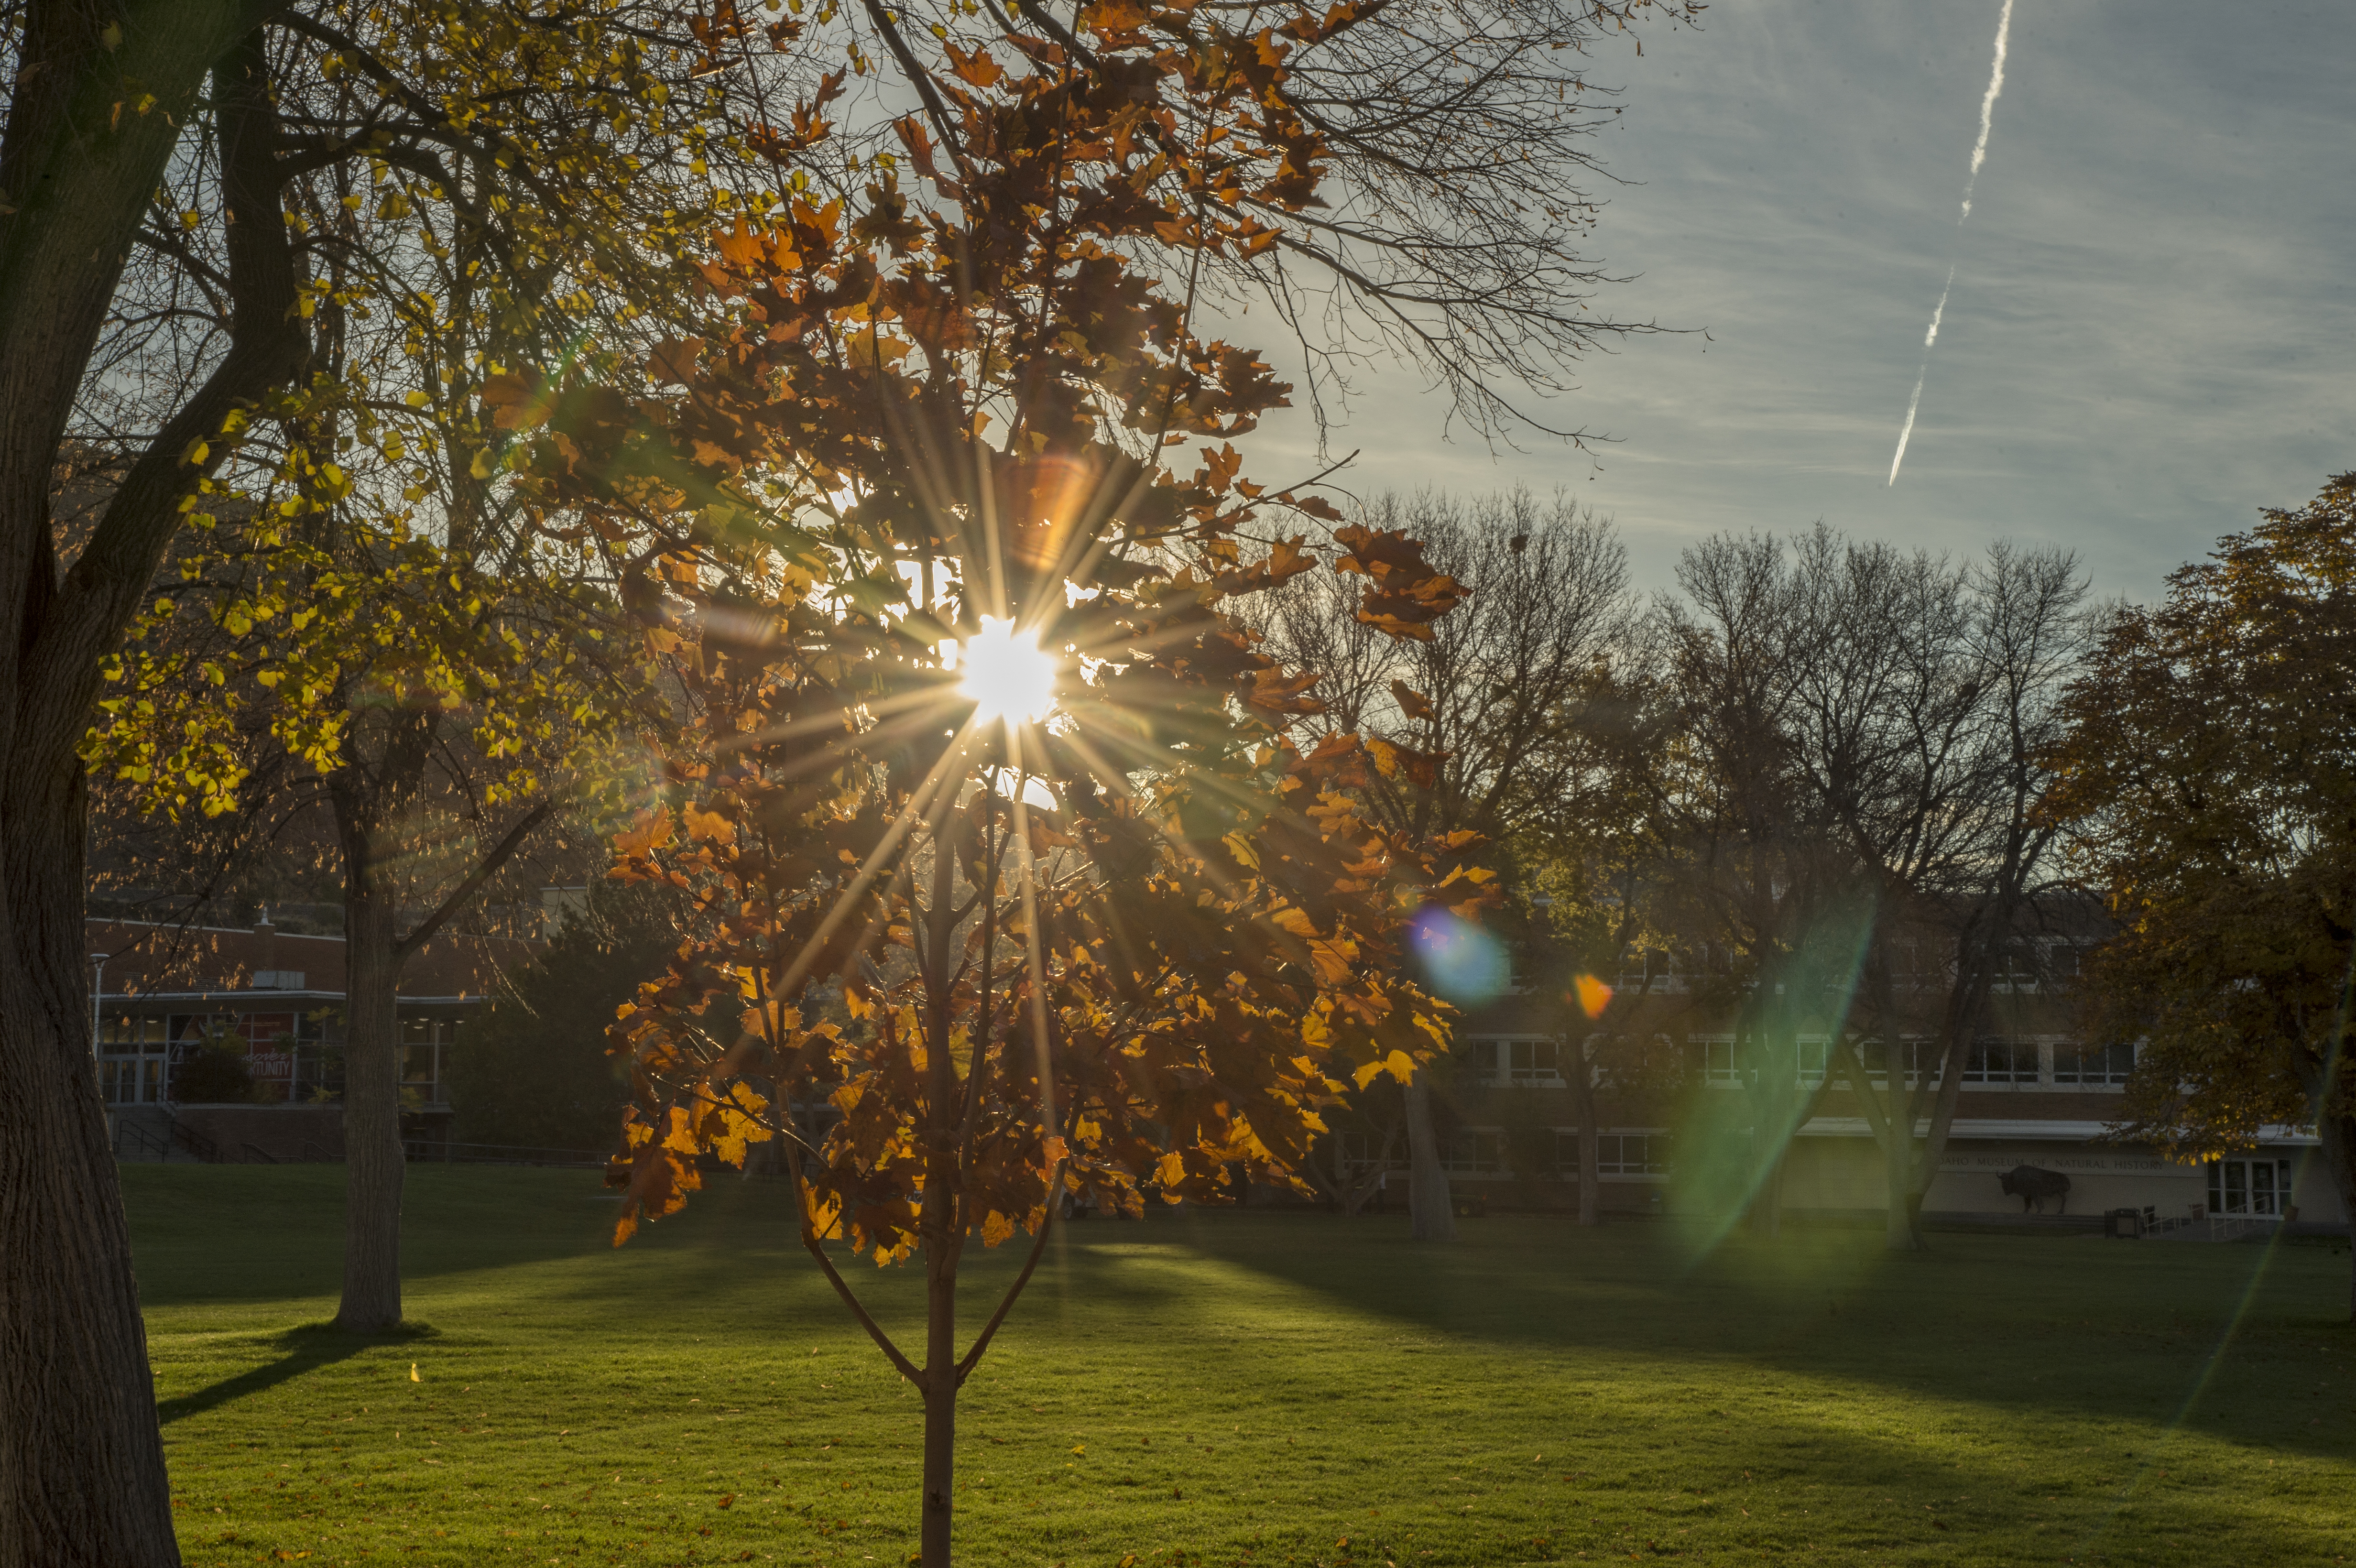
111, 1116, 171, 1162
241, 1142, 281, 1165
160, 1109, 228, 1164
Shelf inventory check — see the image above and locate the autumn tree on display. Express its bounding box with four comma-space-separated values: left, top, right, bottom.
2049, 473, 2356, 1318
2, 2, 757, 1551
504, 10, 1486, 1562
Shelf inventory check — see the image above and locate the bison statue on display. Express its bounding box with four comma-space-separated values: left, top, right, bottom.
1999, 1164, 2072, 1214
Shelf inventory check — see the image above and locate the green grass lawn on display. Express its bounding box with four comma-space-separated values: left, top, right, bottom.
127, 1166, 2353, 1568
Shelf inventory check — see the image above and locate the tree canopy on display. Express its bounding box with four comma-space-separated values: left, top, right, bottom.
497, 9, 1491, 1560
2051, 472, 2356, 1317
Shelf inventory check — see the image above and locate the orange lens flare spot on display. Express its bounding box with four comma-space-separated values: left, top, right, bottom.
1572, 973, 1613, 1019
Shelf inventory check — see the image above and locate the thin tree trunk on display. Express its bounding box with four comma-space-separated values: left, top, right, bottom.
918, 773, 962, 1567
335, 799, 406, 1331
1403, 1075, 1456, 1241
1745, 1024, 1788, 1240
0, 772, 181, 1567
920, 1238, 958, 1567
1570, 1044, 1600, 1227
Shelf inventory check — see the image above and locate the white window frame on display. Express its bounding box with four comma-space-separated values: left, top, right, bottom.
2207, 1155, 2294, 1217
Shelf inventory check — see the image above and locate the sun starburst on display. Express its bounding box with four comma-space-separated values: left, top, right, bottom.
958, 616, 1057, 723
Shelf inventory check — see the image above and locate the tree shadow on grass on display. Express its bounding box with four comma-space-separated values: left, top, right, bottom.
157, 1321, 438, 1426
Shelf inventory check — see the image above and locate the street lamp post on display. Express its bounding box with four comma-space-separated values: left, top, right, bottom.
89, 951, 108, 1056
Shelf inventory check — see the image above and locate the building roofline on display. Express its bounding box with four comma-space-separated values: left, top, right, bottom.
98, 991, 486, 1005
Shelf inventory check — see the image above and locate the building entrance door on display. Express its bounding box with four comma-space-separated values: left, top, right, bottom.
2207, 1156, 2294, 1216
97, 1014, 168, 1104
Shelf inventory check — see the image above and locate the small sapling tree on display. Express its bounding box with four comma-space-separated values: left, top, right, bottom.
507, 10, 1487, 1561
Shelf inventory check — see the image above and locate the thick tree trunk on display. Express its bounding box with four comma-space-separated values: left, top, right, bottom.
337, 874, 406, 1329
0, 10, 301, 1560
1402, 1074, 1456, 1242
332, 771, 410, 1331
2304, 1085, 2356, 1323
0, 772, 181, 1568
1883, 1122, 1917, 1252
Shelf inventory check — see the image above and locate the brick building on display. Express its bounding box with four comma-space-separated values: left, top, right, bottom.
1352, 947, 2345, 1232
90, 910, 538, 1161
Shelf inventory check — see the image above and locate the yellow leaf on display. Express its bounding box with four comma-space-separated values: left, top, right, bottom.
409, 1363, 420, 1383
1269, 907, 1316, 939
682, 802, 736, 844
1306, 936, 1357, 986
1156, 1151, 1187, 1187
981, 1210, 1014, 1247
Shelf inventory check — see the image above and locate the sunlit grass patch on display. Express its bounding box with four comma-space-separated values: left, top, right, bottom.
128, 1166, 2353, 1566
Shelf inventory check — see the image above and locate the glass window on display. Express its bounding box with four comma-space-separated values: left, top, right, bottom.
1797, 1038, 1828, 1087
1962, 1039, 2037, 1085
1594, 1131, 1671, 1176
1335, 1132, 1404, 1176
1504, 1039, 1559, 1084
2054, 1041, 2136, 1087
2208, 1157, 2293, 1217
1698, 1038, 1741, 1084
1439, 1129, 1505, 1175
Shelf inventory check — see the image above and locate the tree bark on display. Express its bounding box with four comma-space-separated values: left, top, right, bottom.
1402, 1074, 1456, 1241
0, 773, 181, 1568
2320, 1112, 2356, 1325
1884, 1118, 1917, 1251
333, 775, 408, 1332
1744, 1015, 1789, 1240
0, 7, 297, 1561
1569, 1041, 1600, 1227
2295, 1052, 2356, 1323
920, 1240, 959, 1567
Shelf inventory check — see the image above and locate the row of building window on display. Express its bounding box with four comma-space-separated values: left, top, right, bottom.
96, 1012, 456, 1108
1464, 1037, 2138, 1091
1607, 940, 2086, 992
1337, 1129, 1673, 1181
1343, 1131, 2298, 1210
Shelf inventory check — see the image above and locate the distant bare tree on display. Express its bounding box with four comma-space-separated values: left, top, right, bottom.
1816, 541, 2090, 1251
1259, 487, 1634, 1240
1619, 528, 2086, 1242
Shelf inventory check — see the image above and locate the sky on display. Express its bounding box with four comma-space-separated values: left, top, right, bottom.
1235, 0, 2356, 601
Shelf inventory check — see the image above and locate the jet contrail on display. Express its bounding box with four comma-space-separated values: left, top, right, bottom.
1888, 0, 2014, 486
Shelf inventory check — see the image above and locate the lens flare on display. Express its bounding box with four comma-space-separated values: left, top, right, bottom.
959, 617, 1057, 723
1408, 907, 1510, 1005
1572, 973, 1614, 1019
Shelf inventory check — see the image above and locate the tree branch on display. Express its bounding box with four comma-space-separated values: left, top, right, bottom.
393, 796, 553, 962
954, 1159, 1062, 1387
786, 1137, 924, 1383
